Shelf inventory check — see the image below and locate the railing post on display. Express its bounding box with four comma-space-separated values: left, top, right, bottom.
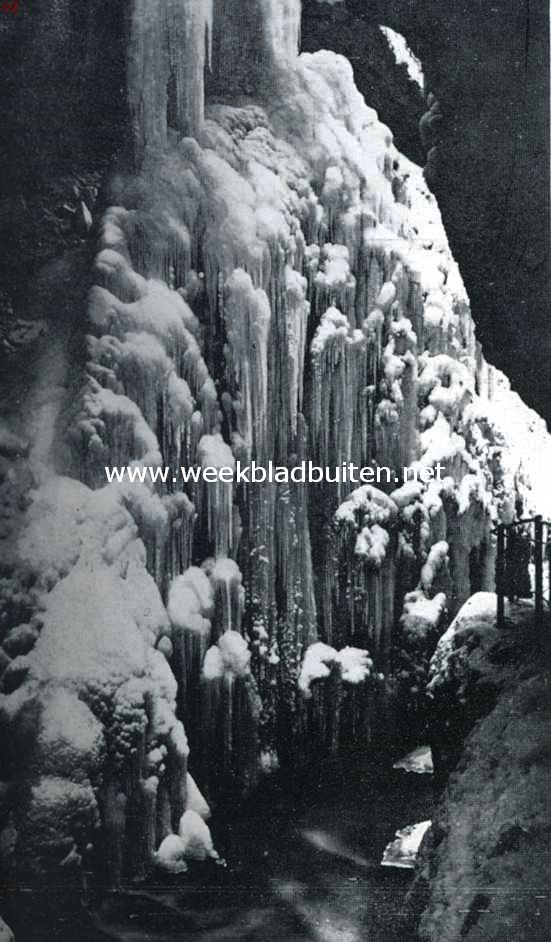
547, 529, 551, 627
535, 515, 544, 624
496, 523, 506, 629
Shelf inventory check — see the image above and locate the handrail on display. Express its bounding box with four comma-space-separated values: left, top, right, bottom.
491, 516, 551, 534
495, 514, 550, 629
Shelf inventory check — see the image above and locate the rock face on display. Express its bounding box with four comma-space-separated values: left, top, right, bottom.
411, 596, 551, 941
0, 0, 550, 894
303, 0, 550, 425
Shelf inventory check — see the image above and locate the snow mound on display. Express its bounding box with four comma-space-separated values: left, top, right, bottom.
155, 834, 188, 874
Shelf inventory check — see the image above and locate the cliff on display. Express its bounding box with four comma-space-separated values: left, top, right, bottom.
410, 594, 551, 941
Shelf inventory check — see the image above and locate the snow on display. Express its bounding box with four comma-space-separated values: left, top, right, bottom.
335, 486, 397, 529
427, 592, 499, 698
420, 541, 449, 595
298, 642, 373, 697
218, 630, 251, 678
379, 26, 424, 89
335, 647, 373, 684
401, 591, 447, 644
355, 523, 390, 568
201, 629, 251, 680
298, 643, 338, 694
154, 834, 188, 873
168, 567, 213, 635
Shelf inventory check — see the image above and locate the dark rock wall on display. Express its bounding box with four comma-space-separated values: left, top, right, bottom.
0, 1, 127, 310
303, 0, 550, 424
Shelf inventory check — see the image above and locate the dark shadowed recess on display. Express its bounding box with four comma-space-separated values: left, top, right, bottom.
0, 0, 128, 308
303, 0, 551, 425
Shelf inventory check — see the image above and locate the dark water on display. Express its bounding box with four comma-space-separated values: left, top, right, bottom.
4, 756, 433, 942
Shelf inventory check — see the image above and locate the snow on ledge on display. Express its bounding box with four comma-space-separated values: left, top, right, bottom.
393, 745, 434, 775
380, 26, 424, 90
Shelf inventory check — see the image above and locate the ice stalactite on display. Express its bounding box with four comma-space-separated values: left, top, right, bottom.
168, 566, 214, 714
127, 0, 214, 159
200, 629, 261, 798
331, 486, 399, 669
310, 306, 370, 487
196, 434, 236, 558
206, 557, 244, 639
210, 0, 301, 95
223, 270, 271, 461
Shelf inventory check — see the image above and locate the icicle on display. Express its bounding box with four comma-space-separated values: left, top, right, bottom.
206, 557, 244, 638
223, 270, 271, 461
196, 434, 236, 557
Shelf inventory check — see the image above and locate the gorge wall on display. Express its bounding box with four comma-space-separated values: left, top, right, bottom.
0, 0, 550, 903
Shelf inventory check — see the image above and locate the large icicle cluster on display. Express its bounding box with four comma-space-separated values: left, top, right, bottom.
0, 479, 195, 882
3, 0, 551, 886
73, 38, 551, 833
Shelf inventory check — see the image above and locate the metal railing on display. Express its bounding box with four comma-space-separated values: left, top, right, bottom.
495, 515, 551, 629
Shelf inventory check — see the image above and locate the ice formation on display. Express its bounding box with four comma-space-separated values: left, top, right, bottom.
2, 0, 551, 886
